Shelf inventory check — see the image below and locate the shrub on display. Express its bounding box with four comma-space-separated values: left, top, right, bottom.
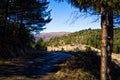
85, 46, 91, 52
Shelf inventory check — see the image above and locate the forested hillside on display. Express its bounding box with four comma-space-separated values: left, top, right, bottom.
46, 28, 120, 53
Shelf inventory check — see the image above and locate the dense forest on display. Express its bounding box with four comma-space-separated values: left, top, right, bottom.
45, 28, 120, 53
0, 0, 51, 59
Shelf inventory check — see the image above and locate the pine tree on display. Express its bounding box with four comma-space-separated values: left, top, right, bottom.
55, 0, 120, 80
0, 0, 51, 58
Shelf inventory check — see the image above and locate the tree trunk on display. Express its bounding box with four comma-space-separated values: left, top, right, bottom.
3, 0, 9, 36
19, 11, 24, 37
101, 7, 108, 80
107, 10, 113, 80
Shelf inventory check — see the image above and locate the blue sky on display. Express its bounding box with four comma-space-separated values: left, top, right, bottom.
42, 0, 101, 33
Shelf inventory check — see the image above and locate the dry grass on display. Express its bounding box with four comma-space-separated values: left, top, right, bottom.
47, 44, 86, 51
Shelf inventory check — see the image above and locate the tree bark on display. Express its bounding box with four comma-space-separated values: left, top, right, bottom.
107, 9, 113, 80
19, 11, 24, 37
101, 7, 108, 80
3, 0, 9, 36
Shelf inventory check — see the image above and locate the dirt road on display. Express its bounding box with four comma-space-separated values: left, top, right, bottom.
0, 52, 71, 80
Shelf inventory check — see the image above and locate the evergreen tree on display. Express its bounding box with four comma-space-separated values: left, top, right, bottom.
0, 0, 51, 58
55, 0, 120, 80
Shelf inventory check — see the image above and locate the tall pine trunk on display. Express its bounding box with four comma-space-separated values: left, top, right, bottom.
107, 10, 113, 80
3, 0, 9, 36
19, 11, 24, 38
101, 7, 108, 80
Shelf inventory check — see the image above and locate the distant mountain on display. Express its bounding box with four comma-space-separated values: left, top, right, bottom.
34, 32, 71, 41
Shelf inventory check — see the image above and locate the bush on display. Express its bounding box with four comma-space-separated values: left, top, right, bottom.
85, 46, 91, 52
61, 48, 64, 51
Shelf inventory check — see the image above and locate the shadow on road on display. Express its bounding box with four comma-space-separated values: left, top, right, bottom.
0, 52, 71, 79
0, 51, 120, 80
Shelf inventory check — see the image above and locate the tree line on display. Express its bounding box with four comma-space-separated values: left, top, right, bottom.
0, 0, 51, 58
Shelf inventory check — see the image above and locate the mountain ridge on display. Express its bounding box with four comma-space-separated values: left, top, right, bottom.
34, 32, 71, 42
